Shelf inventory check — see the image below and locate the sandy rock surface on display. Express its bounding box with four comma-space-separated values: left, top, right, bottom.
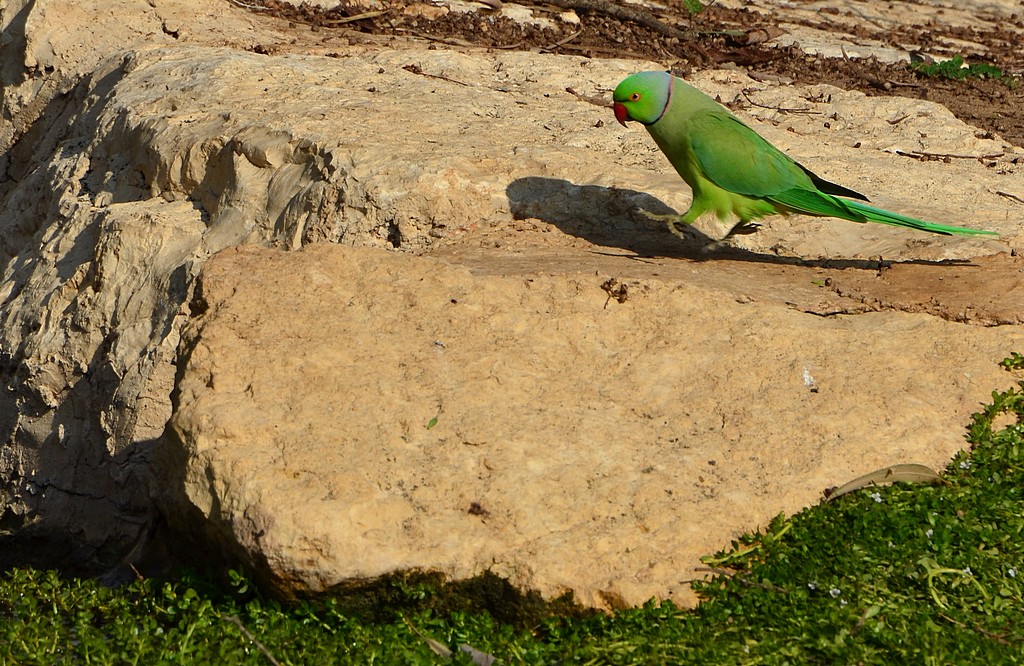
736, 0, 1024, 61
163, 243, 1021, 608
0, 0, 1022, 606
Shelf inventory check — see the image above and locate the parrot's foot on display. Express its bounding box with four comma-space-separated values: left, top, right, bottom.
725, 221, 762, 238
634, 206, 675, 223
637, 208, 682, 225
668, 220, 694, 241
699, 222, 763, 254
636, 208, 695, 241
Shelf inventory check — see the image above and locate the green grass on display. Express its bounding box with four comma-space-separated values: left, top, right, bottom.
3, 355, 1024, 664
911, 54, 1017, 86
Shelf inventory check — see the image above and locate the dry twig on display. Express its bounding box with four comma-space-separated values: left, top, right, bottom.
995, 190, 1024, 205
402, 62, 471, 86
322, 10, 385, 24
224, 615, 283, 666
227, 0, 270, 10
540, 29, 583, 52
516, 0, 698, 44
694, 566, 789, 593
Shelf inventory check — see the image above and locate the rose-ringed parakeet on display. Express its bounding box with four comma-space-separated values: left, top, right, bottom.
612, 71, 997, 240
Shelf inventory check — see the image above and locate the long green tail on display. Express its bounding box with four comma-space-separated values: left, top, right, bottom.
843, 199, 997, 237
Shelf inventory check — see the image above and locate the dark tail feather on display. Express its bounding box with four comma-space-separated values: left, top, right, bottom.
798, 163, 870, 201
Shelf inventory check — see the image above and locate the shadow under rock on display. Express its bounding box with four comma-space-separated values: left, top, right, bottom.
505, 177, 977, 271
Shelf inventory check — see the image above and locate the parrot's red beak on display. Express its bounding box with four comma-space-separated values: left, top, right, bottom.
613, 102, 630, 127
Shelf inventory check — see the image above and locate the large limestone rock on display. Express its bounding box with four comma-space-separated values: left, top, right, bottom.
0, 41, 645, 570
0, 0, 1022, 603
161, 243, 1021, 608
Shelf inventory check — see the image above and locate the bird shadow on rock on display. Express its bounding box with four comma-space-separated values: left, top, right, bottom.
506, 176, 703, 257
506, 177, 977, 270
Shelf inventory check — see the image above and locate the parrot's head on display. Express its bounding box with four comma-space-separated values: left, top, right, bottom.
612, 71, 673, 127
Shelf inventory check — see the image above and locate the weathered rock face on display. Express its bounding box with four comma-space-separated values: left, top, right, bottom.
0, 0, 1022, 605
161, 243, 1021, 608
0, 39, 643, 571
0, 0, 342, 569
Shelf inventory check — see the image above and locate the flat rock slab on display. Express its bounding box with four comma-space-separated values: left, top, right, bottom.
161, 243, 1022, 608
429, 221, 1024, 326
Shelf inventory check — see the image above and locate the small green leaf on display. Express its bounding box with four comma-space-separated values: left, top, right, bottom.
999, 352, 1024, 371
426, 416, 438, 430
912, 54, 1011, 83
683, 0, 705, 14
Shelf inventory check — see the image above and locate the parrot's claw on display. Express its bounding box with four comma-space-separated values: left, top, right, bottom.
701, 222, 763, 253
636, 208, 695, 241
635, 208, 703, 242
668, 220, 695, 241
725, 221, 762, 238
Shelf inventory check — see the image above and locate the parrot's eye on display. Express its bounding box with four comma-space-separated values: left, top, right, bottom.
630, 93, 641, 101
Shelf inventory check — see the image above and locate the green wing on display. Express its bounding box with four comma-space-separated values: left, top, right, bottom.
679, 109, 996, 237
687, 111, 866, 221
688, 111, 808, 196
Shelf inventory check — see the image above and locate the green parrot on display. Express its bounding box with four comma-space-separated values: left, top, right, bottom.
612, 71, 997, 240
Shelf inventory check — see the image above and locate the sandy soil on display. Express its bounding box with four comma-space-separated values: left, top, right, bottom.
238, 0, 1024, 146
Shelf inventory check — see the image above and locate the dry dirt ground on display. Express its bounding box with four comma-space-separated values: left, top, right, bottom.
230, 0, 1024, 321
240, 0, 1024, 147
